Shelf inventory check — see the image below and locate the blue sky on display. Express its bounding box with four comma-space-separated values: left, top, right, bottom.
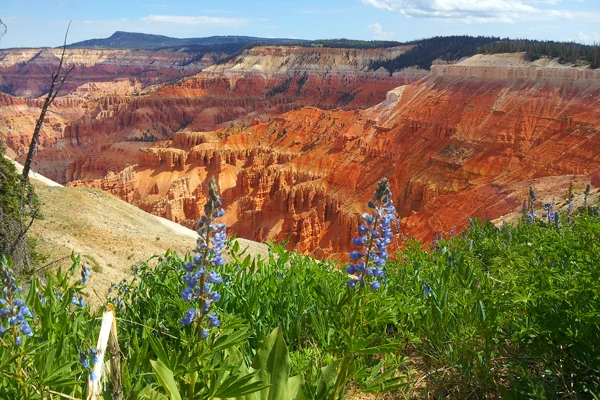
1, 0, 599, 48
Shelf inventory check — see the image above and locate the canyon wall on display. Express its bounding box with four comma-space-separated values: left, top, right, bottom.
5, 50, 600, 256
0, 48, 218, 97
70, 70, 600, 255
7, 45, 426, 183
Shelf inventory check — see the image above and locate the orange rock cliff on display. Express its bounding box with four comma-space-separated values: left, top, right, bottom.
3, 50, 600, 256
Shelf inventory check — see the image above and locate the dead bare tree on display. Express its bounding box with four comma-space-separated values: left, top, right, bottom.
0, 18, 6, 88
0, 18, 6, 40
0, 21, 74, 271
22, 21, 74, 183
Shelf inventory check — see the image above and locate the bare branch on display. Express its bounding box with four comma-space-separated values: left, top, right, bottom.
0, 18, 6, 41
22, 21, 72, 185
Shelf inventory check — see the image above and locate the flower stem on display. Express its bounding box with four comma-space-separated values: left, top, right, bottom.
332, 214, 378, 400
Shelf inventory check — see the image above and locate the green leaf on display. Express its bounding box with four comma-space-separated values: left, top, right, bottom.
247, 326, 304, 400
356, 343, 400, 355
149, 360, 182, 400
138, 384, 170, 400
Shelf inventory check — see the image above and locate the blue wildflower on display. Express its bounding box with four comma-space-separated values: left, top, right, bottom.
179, 177, 227, 338
206, 313, 220, 327
183, 262, 195, 272
180, 308, 196, 327
200, 327, 210, 339
422, 283, 432, 295
81, 265, 91, 284
20, 321, 33, 336
207, 271, 223, 284
543, 203, 557, 224
1, 261, 35, 343
346, 178, 396, 291
180, 286, 194, 302
346, 264, 358, 274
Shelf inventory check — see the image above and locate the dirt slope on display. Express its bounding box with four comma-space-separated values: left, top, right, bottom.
7, 157, 268, 304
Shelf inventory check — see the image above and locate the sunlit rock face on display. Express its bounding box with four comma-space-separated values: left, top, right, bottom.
4, 50, 600, 256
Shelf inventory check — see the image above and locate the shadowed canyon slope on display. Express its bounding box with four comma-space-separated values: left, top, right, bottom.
3, 51, 600, 256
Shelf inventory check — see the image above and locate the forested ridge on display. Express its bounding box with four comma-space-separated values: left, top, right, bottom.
479, 39, 600, 69
370, 36, 600, 73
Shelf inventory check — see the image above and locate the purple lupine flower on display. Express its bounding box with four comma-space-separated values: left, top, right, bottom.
542, 203, 557, 224
1, 261, 35, 342
422, 283, 432, 295
81, 265, 91, 284
349, 250, 362, 261
180, 308, 196, 327
206, 313, 220, 327
180, 287, 194, 302
180, 177, 226, 337
200, 328, 210, 339
346, 178, 396, 291
183, 262, 195, 272
207, 271, 223, 284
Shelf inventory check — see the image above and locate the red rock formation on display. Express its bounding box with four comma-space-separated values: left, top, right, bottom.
6, 52, 600, 257
0, 48, 217, 97
13, 46, 426, 182
63, 68, 600, 256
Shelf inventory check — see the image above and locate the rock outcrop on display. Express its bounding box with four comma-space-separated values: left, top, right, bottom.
68, 71, 600, 255
0, 48, 218, 97
5, 51, 600, 256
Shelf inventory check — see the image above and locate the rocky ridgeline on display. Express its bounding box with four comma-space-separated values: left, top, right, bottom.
0, 48, 217, 97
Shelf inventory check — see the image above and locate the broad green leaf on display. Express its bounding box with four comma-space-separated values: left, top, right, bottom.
149, 360, 182, 400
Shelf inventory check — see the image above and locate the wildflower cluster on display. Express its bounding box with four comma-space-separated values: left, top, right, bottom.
0, 261, 33, 345
346, 178, 395, 290
79, 347, 99, 381
522, 185, 537, 224
71, 295, 85, 308
542, 203, 556, 224
180, 178, 225, 339
81, 264, 91, 284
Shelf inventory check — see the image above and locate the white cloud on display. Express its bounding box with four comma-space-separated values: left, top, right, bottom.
368, 22, 396, 39
360, 0, 581, 23
141, 15, 248, 27
577, 31, 600, 43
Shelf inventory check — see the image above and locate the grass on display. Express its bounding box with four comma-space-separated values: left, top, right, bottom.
99, 205, 599, 398
27, 182, 270, 306
2, 171, 599, 398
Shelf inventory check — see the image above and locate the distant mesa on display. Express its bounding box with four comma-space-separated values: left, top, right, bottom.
65, 31, 308, 50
